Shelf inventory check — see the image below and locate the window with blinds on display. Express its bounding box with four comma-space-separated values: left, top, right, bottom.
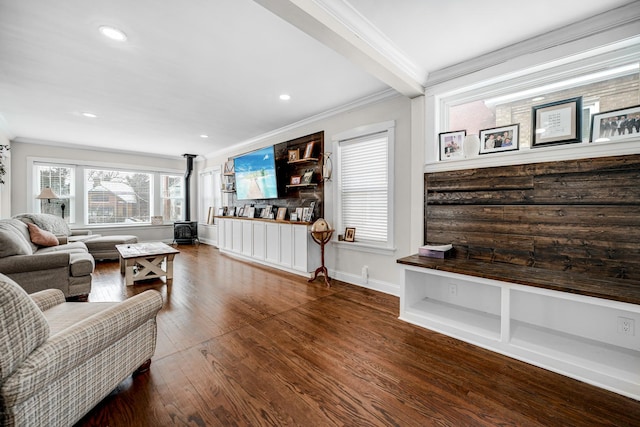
338, 131, 391, 244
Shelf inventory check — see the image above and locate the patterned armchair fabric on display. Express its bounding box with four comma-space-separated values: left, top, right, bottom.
0, 273, 163, 427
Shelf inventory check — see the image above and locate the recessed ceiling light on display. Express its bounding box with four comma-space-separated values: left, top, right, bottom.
279, 94, 291, 101
99, 25, 127, 42
200, 134, 209, 138
81, 112, 97, 118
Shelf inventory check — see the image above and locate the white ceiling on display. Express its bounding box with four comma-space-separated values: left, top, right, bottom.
0, 0, 632, 158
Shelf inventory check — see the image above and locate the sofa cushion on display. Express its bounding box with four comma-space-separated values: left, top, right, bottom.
0, 220, 35, 257
68, 253, 95, 277
13, 213, 71, 236
26, 222, 59, 247
36, 242, 89, 255
0, 273, 50, 381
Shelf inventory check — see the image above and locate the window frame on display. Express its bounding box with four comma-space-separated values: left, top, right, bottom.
198, 166, 222, 226
28, 157, 183, 227
333, 120, 396, 254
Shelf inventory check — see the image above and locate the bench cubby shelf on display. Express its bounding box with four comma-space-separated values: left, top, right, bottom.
398, 259, 640, 401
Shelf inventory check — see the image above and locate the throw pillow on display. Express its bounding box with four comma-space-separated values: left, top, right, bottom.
26, 222, 59, 247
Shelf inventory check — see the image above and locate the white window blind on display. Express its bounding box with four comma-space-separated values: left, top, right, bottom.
340, 133, 389, 243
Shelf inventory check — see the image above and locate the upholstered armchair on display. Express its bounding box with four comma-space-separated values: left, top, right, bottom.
0, 273, 163, 427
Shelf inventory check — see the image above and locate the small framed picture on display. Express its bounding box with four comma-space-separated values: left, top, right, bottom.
276, 207, 287, 221
590, 104, 640, 142
301, 169, 314, 184
288, 149, 300, 162
295, 207, 303, 219
439, 130, 465, 160
290, 213, 298, 221
302, 207, 311, 222
290, 175, 301, 185
532, 97, 582, 147
217, 207, 226, 216
303, 141, 315, 159
224, 160, 234, 174
479, 124, 519, 154
261, 205, 272, 218
227, 206, 236, 216
344, 227, 356, 242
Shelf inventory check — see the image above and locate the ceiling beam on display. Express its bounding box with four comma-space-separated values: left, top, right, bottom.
254, 0, 425, 98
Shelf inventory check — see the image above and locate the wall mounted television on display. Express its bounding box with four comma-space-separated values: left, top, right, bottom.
233, 146, 279, 200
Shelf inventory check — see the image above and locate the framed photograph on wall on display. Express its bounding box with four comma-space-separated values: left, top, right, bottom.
439, 130, 465, 160
532, 97, 582, 147
290, 175, 301, 185
344, 227, 356, 242
479, 124, 519, 154
224, 160, 234, 174
590, 104, 640, 142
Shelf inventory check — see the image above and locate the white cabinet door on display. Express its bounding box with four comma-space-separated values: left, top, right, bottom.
278, 224, 293, 267
223, 219, 233, 250
292, 224, 309, 271
252, 221, 265, 260
242, 221, 253, 256
232, 220, 243, 253
265, 223, 280, 263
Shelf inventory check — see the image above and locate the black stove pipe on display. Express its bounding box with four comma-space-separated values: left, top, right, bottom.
183, 154, 197, 221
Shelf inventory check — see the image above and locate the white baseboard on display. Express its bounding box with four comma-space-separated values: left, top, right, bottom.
330, 269, 400, 297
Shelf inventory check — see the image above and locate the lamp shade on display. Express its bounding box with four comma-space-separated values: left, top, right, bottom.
36, 187, 59, 200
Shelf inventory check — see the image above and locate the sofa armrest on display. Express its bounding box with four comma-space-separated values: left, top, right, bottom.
30, 289, 66, 311
56, 235, 68, 244
0, 252, 70, 274
70, 229, 92, 236
1, 290, 163, 406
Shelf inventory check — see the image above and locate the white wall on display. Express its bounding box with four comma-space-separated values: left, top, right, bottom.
201, 93, 415, 295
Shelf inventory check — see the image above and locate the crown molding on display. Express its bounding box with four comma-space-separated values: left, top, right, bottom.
203, 88, 400, 160
12, 137, 185, 161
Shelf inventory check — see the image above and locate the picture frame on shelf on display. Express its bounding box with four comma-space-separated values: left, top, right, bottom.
237, 207, 244, 217
288, 149, 300, 162
247, 207, 256, 218
590, 104, 640, 142
439, 130, 465, 160
295, 207, 303, 220
218, 207, 226, 216
532, 97, 582, 147
226, 206, 236, 216
301, 169, 314, 184
303, 141, 315, 159
344, 227, 356, 242
479, 124, 520, 154
276, 207, 287, 221
261, 205, 273, 218
302, 207, 311, 222
224, 160, 234, 174
290, 212, 298, 221
290, 175, 301, 185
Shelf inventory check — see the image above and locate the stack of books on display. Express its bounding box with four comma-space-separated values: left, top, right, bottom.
418, 243, 453, 259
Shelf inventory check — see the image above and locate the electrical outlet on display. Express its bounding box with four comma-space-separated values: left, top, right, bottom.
448, 284, 457, 296
617, 317, 635, 336
361, 265, 368, 280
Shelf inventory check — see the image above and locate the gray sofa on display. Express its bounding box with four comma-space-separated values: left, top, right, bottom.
0, 219, 94, 299
14, 214, 138, 260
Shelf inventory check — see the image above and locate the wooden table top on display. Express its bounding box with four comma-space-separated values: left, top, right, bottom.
115, 242, 180, 259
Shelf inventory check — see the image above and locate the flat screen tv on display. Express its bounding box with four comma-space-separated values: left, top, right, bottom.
233, 146, 279, 200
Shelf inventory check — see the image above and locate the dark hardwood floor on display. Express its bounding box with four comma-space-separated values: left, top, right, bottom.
75, 244, 640, 426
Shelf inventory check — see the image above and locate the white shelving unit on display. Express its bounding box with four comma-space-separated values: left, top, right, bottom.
399, 264, 640, 400
217, 217, 320, 278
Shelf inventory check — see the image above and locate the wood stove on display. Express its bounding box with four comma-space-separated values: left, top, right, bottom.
173, 221, 198, 244
174, 154, 199, 244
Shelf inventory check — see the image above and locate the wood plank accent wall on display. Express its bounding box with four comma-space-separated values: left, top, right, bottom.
425, 154, 640, 281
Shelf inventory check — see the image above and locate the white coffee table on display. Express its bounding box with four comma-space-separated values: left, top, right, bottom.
116, 242, 180, 286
